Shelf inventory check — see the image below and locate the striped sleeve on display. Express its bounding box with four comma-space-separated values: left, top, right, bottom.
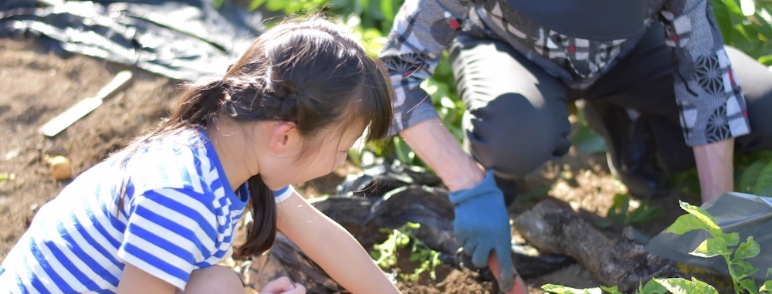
274, 186, 293, 203
116, 188, 218, 290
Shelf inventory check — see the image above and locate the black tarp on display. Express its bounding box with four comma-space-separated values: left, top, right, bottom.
0, 0, 264, 80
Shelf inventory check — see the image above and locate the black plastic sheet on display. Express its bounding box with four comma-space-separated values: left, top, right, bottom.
0, 0, 264, 80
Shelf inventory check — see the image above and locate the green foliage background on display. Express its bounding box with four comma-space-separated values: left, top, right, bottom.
234, 0, 772, 195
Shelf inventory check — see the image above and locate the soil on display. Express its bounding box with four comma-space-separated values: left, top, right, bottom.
0, 36, 698, 293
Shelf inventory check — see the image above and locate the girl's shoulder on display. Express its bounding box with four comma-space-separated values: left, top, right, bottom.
124, 128, 221, 197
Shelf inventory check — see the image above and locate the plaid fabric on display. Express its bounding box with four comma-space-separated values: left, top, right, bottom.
379, 0, 750, 146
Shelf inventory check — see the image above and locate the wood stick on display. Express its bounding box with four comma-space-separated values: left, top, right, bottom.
511, 200, 680, 292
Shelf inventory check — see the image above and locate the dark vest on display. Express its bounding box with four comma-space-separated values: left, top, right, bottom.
505, 0, 645, 40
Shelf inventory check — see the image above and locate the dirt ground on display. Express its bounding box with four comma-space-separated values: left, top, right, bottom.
0, 36, 696, 293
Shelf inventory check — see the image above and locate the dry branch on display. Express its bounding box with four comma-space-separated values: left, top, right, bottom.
512, 200, 681, 292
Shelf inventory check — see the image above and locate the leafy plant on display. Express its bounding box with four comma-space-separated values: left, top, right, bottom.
736, 155, 772, 197
542, 284, 603, 294
370, 222, 443, 281
544, 201, 772, 294
662, 201, 767, 293
571, 106, 607, 155
711, 0, 772, 63
605, 193, 664, 227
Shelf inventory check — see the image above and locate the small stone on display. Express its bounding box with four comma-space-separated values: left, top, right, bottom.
44, 155, 72, 180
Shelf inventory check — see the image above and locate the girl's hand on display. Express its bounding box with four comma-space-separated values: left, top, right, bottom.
260, 276, 306, 294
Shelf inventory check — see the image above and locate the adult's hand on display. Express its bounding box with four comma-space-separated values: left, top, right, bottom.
449, 171, 514, 292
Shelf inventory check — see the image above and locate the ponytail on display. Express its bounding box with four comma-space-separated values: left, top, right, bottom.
168, 80, 225, 128
234, 175, 277, 258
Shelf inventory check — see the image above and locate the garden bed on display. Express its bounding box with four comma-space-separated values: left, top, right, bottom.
0, 37, 692, 293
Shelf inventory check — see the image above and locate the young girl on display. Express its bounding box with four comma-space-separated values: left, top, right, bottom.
0, 17, 400, 294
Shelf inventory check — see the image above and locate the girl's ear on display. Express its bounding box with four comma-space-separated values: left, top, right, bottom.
268, 121, 301, 154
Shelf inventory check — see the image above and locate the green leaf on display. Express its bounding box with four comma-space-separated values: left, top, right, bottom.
725, 232, 740, 246
732, 259, 759, 279
652, 277, 719, 294
666, 214, 708, 235
405, 222, 420, 230
641, 279, 669, 294
738, 277, 759, 294
380, 0, 395, 23
607, 193, 629, 221
760, 280, 772, 292
712, 0, 735, 42
625, 200, 664, 226
541, 284, 602, 294
571, 125, 607, 154
392, 137, 414, 165
723, 0, 745, 16
266, 0, 286, 11
665, 201, 722, 237
440, 96, 456, 109
691, 236, 730, 258
599, 285, 624, 294
754, 162, 772, 197
409, 252, 422, 262
758, 55, 772, 66
734, 23, 753, 45
248, 0, 268, 11
599, 285, 623, 294
736, 236, 761, 259
739, 161, 767, 193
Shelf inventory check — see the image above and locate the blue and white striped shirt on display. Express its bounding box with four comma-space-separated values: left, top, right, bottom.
0, 128, 291, 293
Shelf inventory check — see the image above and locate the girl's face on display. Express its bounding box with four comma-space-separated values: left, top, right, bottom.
260, 122, 363, 190
294, 125, 361, 183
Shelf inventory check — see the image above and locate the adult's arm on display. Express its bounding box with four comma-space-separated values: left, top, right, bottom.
380, 0, 471, 137
381, 1, 515, 291
380, 0, 484, 190
400, 117, 485, 191
661, 0, 751, 202
693, 139, 734, 202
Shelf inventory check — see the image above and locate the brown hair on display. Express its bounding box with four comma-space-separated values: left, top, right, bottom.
118, 16, 392, 258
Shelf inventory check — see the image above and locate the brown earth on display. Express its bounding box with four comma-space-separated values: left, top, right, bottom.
0, 36, 696, 293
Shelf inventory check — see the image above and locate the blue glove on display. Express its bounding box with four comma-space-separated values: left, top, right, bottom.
450, 171, 514, 292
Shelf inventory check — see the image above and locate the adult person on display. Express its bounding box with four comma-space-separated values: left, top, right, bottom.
379, 0, 772, 291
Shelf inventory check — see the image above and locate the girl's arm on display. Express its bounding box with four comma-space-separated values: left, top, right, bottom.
118, 264, 176, 294
276, 191, 400, 294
